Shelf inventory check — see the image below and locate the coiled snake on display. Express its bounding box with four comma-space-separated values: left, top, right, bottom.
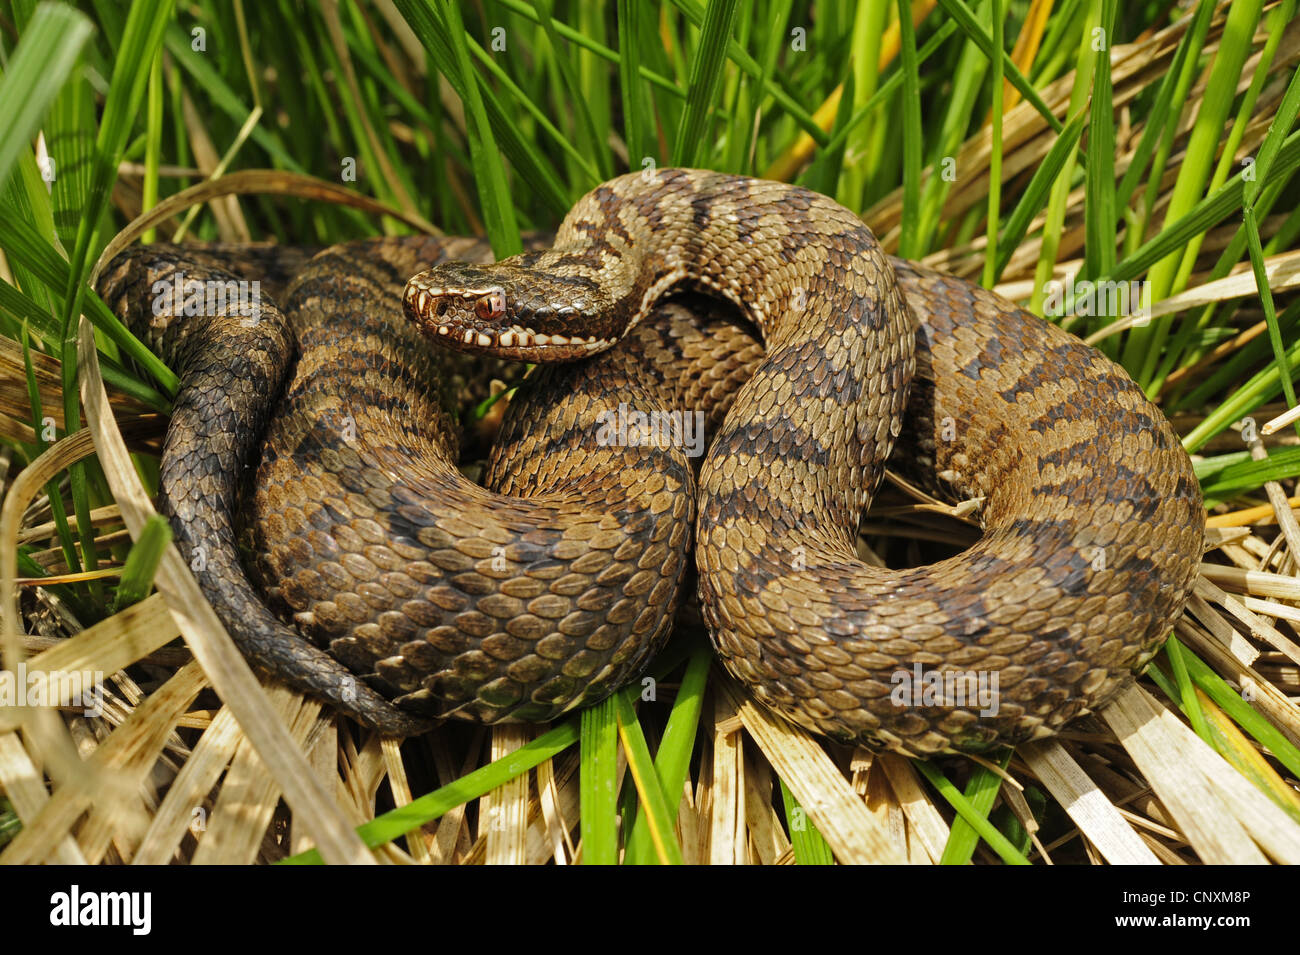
98, 169, 1203, 755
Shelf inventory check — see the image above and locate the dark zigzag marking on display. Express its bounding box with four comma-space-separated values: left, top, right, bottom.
767, 338, 865, 402
709, 413, 834, 470
1037, 437, 1106, 469
1031, 468, 1161, 521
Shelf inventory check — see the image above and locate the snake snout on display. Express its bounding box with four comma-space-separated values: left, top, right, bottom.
405, 266, 617, 363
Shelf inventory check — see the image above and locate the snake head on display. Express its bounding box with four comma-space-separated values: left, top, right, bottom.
404, 261, 617, 363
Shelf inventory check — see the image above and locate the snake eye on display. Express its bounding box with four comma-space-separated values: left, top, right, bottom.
475, 288, 507, 322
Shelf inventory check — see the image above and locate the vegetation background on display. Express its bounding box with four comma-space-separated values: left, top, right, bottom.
0, 0, 1298, 864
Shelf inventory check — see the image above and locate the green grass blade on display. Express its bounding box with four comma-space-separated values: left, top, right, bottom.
435, 1, 520, 258
1166, 0, 1295, 295
1, 274, 168, 410
672, 0, 739, 167
280, 720, 580, 864
624, 646, 711, 864
21, 320, 80, 578
392, 0, 569, 222
494, 0, 686, 101
810, 20, 960, 188
1198, 447, 1300, 499
1242, 202, 1298, 417
1182, 334, 1300, 453
58, 0, 173, 309
913, 0, 992, 256
939, 749, 1012, 864
1154, 191, 1294, 394
1174, 649, 1300, 783
1028, 0, 1100, 316
0, 206, 178, 392
110, 514, 172, 613
991, 114, 1089, 282
1097, 130, 1300, 287
1170, 296, 1300, 416
3, 149, 60, 333
914, 760, 1031, 865
462, 47, 578, 216
1081, 0, 1116, 283
0, 3, 94, 195
670, 0, 826, 147
739, 0, 794, 176
1128, 0, 1266, 385
141, 50, 163, 244
618, 0, 654, 169
531, 0, 610, 180
801, 71, 855, 197
895, 0, 923, 259
575, 4, 613, 177
613, 690, 683, 865
1245, 29, 1300, 209
932, 0, 1064, 134
52, 0, 174, 596
162, 23, 304, 172
1146, 660, 1300, 824
44, 30, 96, 251
1114, 0, 1214, 219
1164, 635, 1211, 741
580, 696, 620, 864
837, 0, 889, 209
981, 0, 1004, 289
780, 777, 834, 864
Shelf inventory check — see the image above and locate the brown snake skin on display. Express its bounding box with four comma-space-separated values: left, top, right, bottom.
98, 169, 1203, 755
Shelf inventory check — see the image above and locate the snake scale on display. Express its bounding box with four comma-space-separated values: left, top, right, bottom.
98, 169, 1203, 755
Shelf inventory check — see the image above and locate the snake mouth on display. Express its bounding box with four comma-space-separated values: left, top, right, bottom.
428, 323, 615, 361
403, 280, 615, 361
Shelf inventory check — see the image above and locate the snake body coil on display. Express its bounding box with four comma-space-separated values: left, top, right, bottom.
99, 169, 1203, 754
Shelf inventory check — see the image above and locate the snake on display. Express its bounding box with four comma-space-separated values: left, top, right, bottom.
97, 168, 1204, 755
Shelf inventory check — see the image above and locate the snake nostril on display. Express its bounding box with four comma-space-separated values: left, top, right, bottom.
435, 299, 449, 317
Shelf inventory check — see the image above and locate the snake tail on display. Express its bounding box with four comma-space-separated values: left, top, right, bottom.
98, 246, 434, 735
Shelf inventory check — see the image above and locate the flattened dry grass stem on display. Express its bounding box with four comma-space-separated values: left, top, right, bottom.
1101, 685, 1267, 864
716, 674, 906, 864
74, 317, 373, 864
